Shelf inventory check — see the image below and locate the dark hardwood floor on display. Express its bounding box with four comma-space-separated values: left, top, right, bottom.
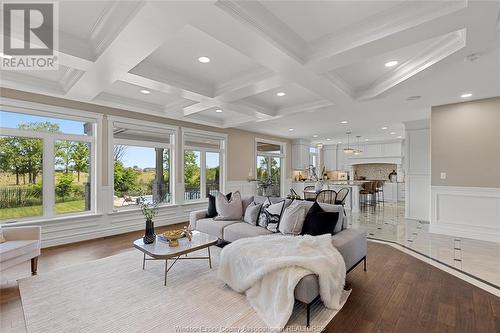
1, 224, 498, 333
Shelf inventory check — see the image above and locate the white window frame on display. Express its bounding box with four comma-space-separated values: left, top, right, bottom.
182, 128, 227, 202
108, 116, 178, 210
255, 138, 287, 198
0, 98, 101, 223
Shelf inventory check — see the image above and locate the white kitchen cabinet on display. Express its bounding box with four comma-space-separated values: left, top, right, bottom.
323, 145, 337, 171
292, 139, 310, 170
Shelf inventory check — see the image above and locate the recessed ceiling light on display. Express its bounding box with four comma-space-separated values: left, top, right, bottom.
326, 138, 331, 141
337, 141, 342, 144
313, 134, 318, 138
198, 56, 210, 63
365, 139, 369, 141
276, 92, 286, 97
288, 128, 294, 131
390, 132, 396, 135
0, 52, 12, 59
215, 109, 222, 113
381, 127, 388, 130
397, 136, 403, 139
340, 120, 348, 124
460, 93, 472, 98
385, 60, 398, 67
140, 89, 150, 95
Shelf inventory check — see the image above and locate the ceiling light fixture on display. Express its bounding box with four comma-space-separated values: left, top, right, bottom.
313, 134, 318, 138
397, 136, 403, 139
326, 138, 331, 141
354, 135, 362, 155
215, 109, 222, 113
198, 56, 210, 63
385, 60, 398, 67
381, 126, 388, 130
140, 89, 150, 95
340, 120, 348, 124
343, 132, 354, 154
276, 92, 286, 97
390, 132, 396, 135
406, 95, 421, 101
365, 139, 369, 141
460, 93, 472, 98
288, 128, 294, 131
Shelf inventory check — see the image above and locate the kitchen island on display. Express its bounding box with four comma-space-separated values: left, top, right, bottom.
292, 180, 368, 213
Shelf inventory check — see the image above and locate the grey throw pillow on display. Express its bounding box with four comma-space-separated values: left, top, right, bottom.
214, 191, 243, 220
279, 201, 307, 235
243, 202, 262, 225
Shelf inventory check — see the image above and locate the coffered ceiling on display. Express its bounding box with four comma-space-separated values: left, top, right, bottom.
1, 0, 499, 143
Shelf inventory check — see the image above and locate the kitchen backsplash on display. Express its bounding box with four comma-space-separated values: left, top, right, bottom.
353, 163, 396, 180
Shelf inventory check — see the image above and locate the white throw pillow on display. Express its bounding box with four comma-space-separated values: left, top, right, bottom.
279, 201, 306, 235
214, 191, 243, 220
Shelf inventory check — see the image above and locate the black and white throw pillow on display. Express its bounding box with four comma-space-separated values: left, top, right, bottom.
257, 199, 285, 232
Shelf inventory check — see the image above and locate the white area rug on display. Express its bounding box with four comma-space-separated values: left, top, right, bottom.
19, 246, 349, 333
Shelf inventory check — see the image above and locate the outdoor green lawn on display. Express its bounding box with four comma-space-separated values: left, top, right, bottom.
0, 200, 85, 220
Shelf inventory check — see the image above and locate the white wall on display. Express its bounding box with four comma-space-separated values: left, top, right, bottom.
404, 120, 430, 221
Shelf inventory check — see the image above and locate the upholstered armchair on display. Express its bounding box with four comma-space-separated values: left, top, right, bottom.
0, 226, 42, 275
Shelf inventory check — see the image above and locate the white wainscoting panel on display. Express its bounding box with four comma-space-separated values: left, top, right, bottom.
430, 186, 500, 243
226, 180, 257, 196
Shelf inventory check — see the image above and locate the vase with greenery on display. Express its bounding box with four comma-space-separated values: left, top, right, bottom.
138, 196, 159, 244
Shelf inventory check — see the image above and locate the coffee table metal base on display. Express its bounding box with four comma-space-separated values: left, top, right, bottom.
141, 247, 212, 286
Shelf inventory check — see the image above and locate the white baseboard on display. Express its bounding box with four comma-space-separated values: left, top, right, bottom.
430, 186, 500, 243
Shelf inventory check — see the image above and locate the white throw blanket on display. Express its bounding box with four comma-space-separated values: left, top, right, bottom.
218, 234, 346, 330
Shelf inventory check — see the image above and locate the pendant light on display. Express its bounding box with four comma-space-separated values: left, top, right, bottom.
343, 131, 354, 154
354, 135, 362, 155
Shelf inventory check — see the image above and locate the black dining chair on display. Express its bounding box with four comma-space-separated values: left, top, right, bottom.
315, 189, 337, 205
335, 187, 350, 216
303, 185, 317, 201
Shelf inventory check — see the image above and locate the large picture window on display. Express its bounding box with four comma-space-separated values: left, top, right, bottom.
256, 140, 284, 197
183, 130, 225, 201
112, 121, 174, 209
0, 108, 96, 223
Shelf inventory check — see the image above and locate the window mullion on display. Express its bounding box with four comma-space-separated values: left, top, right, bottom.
43, 137, 55, 218
200, 150, 206, 199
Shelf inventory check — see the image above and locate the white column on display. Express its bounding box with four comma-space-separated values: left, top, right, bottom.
404, 119, 431, 221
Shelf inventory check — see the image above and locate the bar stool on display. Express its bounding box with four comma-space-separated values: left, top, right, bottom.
375, 180, 384, 204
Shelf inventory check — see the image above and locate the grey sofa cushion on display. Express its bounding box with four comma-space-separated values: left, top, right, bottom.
195, 218, 240, 239
223, 223, 272, 242
241, 196, 255, 213
294, 274, 319, 304
332, 228, 367, 270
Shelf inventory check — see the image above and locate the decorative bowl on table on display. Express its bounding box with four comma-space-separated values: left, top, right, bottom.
162, 230, 184, 247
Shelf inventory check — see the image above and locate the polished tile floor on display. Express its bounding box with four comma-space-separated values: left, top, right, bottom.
346, 201, 500, 288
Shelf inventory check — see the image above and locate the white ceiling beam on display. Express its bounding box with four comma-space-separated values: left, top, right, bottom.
306, 0, 468, 73
65, 2, 189, 101
356, 29, 467, 101
194, 1, 352, 106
